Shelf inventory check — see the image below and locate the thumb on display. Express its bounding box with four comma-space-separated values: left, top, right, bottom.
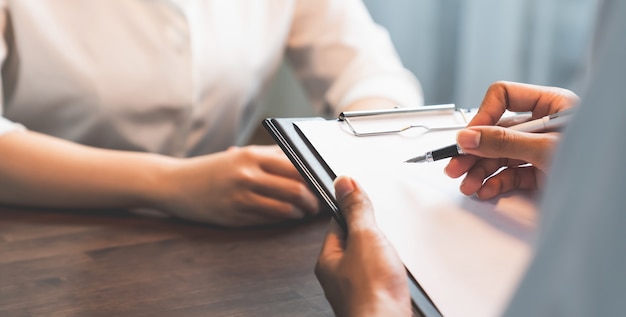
456, 126, 558, 171
334, 176, 376, 233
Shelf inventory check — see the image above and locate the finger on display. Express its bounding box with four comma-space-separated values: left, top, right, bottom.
476, 166, 540, 200
446, 133, 526, 179
256, 146, 305, 181
315, 219, 345, 283
315, 220, 344, 290
237, 190, 309, 220
456, 127, 558, 171
318, 219, 347, 258
333, 176, 376, 234
228, 145, 304, 181
445, 155, 479, 178
459, 157, 508, 196
496, 113, 532, 128
250, 172, 319, 215
469, 81, 578, 127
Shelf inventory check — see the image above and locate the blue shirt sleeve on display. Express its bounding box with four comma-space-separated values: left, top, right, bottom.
503, 1, 626, 316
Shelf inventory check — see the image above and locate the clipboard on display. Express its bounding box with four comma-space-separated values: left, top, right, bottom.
262, 104, 463, 228
263, 105, 461, 317
263, 105, 535, 317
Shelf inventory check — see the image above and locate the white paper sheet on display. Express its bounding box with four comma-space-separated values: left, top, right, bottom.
295, 112, 536, 317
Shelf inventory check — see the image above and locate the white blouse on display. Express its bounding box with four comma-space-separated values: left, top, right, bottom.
0, 0, 422, 156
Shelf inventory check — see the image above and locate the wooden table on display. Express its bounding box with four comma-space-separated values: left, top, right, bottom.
0, 205, 333, 317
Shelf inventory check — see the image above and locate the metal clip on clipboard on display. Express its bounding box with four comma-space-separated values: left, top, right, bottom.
338, 104, 471, 137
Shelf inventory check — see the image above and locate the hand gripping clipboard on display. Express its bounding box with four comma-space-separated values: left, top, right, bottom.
262, 105, 461, 317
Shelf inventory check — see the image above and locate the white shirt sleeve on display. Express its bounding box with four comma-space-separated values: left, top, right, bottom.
287, 0, 423, 115
0, 1, 23, 137
0, 116, 25, 136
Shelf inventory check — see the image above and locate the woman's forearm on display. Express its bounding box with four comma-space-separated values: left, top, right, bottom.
0, 130, 175, 210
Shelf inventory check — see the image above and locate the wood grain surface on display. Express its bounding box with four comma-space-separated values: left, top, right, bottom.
0, 124, 335, 316
0, 206, 333, 317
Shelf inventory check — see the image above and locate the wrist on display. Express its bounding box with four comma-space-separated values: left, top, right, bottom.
132, 153, 182, 211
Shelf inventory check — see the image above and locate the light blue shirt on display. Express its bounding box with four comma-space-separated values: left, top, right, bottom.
504, 0, 626, 315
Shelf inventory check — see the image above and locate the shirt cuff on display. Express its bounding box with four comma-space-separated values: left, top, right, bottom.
0, 116, 26, 136
329, 69, 424, 115
325, 54, 424, 115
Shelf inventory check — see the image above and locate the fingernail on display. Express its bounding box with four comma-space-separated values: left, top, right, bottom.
457, 129, 481, 149
334, 176, 356, 200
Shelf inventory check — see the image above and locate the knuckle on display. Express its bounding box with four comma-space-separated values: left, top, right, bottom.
351, 226, 385, 245
488, 81, 510, 100
340, 199, 374, 227
341, 195, 371, 214
474, 164, 491, 180
494, 128, 517, 153
233, 168, 256, 186
237, 147, 256, 160
488, 81, 507, 92
555, 87, 580, 104
358, 227, 381, 239
487, 128, 507, 153
234, 146, 265, 163
495, 174, 506, 192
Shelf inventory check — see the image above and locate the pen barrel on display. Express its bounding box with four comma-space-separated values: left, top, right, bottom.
511, 112, 572, 133
431, 144, 462, 161
510, 117, 549, 133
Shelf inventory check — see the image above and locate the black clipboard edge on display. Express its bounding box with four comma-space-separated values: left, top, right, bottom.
262, 118, 346, 230
407, 269, 441, 317
263, 117, 442, 317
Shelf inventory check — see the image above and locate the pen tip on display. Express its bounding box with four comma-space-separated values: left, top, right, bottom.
404, 155, 427, 163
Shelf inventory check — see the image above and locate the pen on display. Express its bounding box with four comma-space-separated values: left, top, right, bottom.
404, 108, 576, 163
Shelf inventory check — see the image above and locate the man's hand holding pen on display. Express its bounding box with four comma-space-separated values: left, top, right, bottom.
443, 81, 579, 200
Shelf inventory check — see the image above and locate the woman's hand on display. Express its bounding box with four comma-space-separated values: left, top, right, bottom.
157, 145, 320, 227
445, 81, 579, 199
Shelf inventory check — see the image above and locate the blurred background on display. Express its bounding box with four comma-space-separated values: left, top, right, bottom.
260, 0, 597, 119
